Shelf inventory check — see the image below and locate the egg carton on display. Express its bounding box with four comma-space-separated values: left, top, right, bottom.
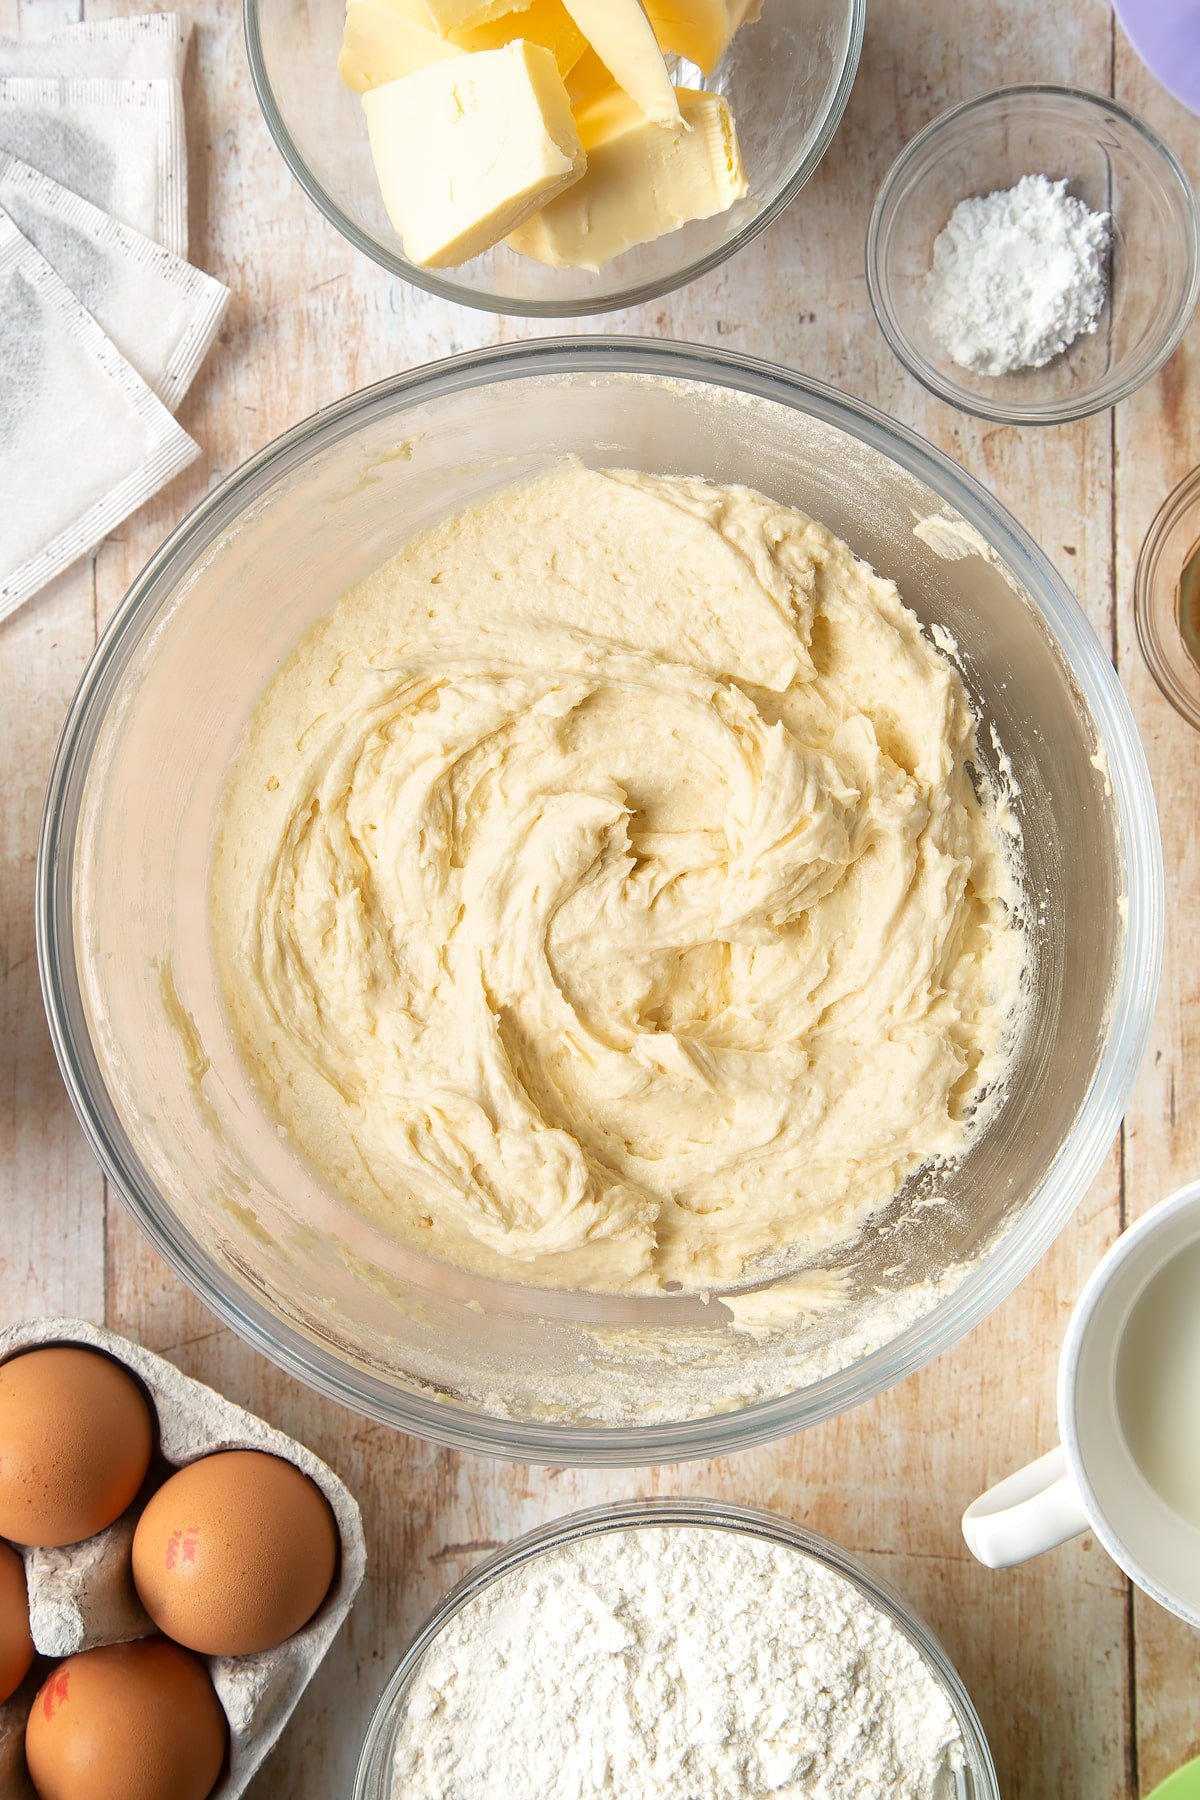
0, 1317, 367, 1798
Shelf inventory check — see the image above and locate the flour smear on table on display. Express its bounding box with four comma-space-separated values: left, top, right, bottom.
924, 173, 1111, 375
390, 1526, 966, 1798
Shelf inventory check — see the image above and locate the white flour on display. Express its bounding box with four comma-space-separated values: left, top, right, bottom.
390, 1525, 968, 1798
924, 173, 1110, 376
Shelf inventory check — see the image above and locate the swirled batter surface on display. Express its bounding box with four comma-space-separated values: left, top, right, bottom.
212, 463, 1023, 1293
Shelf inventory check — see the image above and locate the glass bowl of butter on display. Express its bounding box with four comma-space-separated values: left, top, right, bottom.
39, 339, 1162, 1465
243, 0, 865, 315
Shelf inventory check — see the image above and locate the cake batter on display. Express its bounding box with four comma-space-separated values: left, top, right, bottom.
211, 462, 1024, 1294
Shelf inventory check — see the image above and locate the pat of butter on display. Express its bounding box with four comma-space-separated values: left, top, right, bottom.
454, 0, 588, 75
508, 85, 748, 271
340, 0, 584, 91
644, 0, 762, 77
413, 0, 532, 32
339, 0, 464, 92
644, 0, 732, 76
565, 45, 615, 108
350, 0, 532, 33
363, 40, 585, 267
559, 0, 679, 125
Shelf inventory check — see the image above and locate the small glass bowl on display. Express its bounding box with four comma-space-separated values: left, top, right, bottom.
242, 0, 864, 318
866, 85, 1200, 425
1136, 465, 1200, 732
353, 1499, 1000, 1799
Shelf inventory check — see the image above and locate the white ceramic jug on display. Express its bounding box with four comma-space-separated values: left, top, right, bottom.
963, 1178, 1200, 1629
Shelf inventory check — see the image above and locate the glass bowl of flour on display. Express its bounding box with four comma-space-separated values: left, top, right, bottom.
353, 1499, 999, 1799
39, 338, 1161, 1460
867, 85, 1200, 425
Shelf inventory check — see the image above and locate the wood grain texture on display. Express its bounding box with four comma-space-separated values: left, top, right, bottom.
0, 0, 1196, 1793
1112, 26, 1200, 1799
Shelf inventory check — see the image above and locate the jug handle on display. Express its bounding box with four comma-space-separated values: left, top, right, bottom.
962, 1445, 1089, 1568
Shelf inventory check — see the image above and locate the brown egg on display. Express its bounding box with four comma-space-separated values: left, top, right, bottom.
0, 1347, 153, 1548
131, 1449, 338, 1656
25, 1638, 226, 1800
0, 1541, 34, 1703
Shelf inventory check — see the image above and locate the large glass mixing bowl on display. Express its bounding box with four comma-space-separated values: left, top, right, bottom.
243, 0, 865, 316
38, 340, 1162, 1464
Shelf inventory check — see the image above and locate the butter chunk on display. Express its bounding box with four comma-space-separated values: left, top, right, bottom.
363, 41, 586, 267
644, 0, 732, 75
644, 0, 763, 77
348, 0, 530, 33
508, 85, 748, 271
413, 0, 532, 32
559, 0, 679, 125
565, 45, 616, 108
339, 0, 464, 92
452, 0, 588, 75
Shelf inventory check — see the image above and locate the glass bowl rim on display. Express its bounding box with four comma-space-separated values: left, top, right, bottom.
1134, 461, 1200, 732
36, 335, 1164, 1466
865, 82, 1200, 426
241, 0, 867, 319
351, 1495, 1000, 1800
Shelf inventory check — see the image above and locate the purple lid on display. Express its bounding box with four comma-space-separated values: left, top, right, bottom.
1115, 0, 1200, 115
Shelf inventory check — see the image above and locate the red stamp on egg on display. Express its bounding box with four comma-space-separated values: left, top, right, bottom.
42, 1668, 70, 1720
165, 1525, 202, 1569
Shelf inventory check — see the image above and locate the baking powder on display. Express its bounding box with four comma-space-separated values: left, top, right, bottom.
391, 1525, 967, 1798
924, 173, 1110, 376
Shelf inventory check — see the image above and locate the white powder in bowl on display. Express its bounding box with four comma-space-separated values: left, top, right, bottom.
390, 1525, 969, 1798
924, 173, 1111, 376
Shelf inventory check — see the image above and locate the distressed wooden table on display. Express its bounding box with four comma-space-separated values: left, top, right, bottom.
2, 0, 1199, 1793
